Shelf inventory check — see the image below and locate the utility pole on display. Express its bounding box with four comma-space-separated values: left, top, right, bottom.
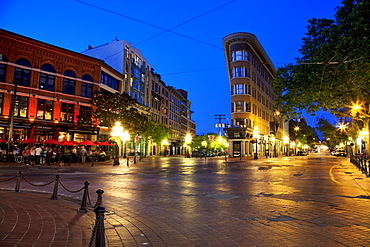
214, 114, 226, 136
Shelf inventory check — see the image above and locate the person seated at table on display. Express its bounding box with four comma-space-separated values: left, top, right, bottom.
99, 149, 106, 161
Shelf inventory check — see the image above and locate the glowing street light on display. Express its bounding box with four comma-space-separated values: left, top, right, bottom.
111, 122, 124, 165
253, 127, 260, 160
184, 133, 192, 158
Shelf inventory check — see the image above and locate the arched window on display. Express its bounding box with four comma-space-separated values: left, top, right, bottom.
39, 64, 55, 91
62, 70, 76, 95
82, 74, 93, 81
0, 53, 6, 83
14, 58, 31, 86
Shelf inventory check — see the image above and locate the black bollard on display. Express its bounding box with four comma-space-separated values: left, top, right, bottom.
134, 155, 136, 164
126, 157, 129, 167
113, 157, 119, 166
94, 189, 104, 208
50, 175, 60, 200
94, 206, 106, 247
79, 181, 90, 212
15, 171, 21, 193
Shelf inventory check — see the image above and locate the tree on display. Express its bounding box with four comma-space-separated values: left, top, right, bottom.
274, 0, 370, 121
315, 118, 349, 148
93, 90, 143, 131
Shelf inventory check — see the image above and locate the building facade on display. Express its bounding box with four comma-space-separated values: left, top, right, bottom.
223, 32, 286, 158
82, 40, 196, 155
0, 29, 124, 146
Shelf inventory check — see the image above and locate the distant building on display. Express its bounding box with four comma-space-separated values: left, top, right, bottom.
82, 39, 196, 155
223, 32, 287, 158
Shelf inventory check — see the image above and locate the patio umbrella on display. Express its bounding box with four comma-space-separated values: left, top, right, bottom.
20, 138, 39, 144
94, 141, 103, 145
0, 138, 8, 143
100, 141, 114, 146
80, 140, 97, 146
43, 139, 59, 144
59, 140, 74, 146
70, 140, 80, 145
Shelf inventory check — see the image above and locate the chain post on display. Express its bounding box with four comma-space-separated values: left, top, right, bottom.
15, 171, 21, 193
50, 175, 60, 200
94, 189, 104, 208
94, 206, 106, 247
79, 181, 90, 212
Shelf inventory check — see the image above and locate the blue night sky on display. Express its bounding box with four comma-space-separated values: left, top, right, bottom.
1, 0, 342, 135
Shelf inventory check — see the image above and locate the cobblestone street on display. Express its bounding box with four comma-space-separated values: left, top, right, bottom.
1, 152, 370, 246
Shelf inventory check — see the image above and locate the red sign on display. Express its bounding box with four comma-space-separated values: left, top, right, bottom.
208, 135, 214, 142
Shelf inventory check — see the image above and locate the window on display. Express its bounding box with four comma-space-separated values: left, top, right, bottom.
0, 53, 6, 83
245, 84, 250, 94
62, 70, 76, 95
81, 82, 92, 98
235, 101, 244, 112
39, 64, 55, 91
37, 99, 53, 120
232, 67, 249, 78
13, 96, 28, 117
245, 101, 251, 112
231, 50, 249, 62
14, 58, 31, 86
235, 84, 244, 94
60, 103, 74, 122
79, 105, 92, 122
101, 71, 118, 90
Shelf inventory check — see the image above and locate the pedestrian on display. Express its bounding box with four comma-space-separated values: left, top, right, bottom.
46, 147, 52, 166
35, 145, 42, 165
80, 146, 87, 163
41, 146, 47, 165
29, 147, 36, 166
71, 146, 77, 163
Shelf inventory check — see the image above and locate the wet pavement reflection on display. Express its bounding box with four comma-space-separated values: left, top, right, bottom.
1, 153, 370, 246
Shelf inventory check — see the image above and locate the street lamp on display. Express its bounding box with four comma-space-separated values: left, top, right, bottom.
253, 127, 260, 160
111, 122, 126, 166
121, 130, 130, 165
184, 133, 192, 158
283, 136, 290, 156
162, 139, 169, 156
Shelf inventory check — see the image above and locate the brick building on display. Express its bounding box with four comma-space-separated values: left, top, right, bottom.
0, 29, 123, 145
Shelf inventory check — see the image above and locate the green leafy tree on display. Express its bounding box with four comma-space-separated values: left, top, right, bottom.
289, 119, 318, 147
93, 90, 143, 131
316, 118, 349, 148
274, 0, 370, 123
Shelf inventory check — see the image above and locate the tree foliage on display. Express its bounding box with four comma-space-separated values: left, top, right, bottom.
93, 90, 171, 141
316, 118, 349, 148
289, 119, 318, 147
274, 0, 370, 120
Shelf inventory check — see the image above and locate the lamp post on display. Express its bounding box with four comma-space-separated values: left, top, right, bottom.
122, 130, 130, 165
111, 122, 124, 166
184, 133, 192, 158
253, 127, 260, 160
162, 139, 169, 156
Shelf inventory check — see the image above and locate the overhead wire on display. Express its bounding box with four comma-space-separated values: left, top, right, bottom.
134, 0, 236, 46
75, 0, 227, 50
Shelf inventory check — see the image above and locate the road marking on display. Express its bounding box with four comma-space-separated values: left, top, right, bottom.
329, 165, 370, 193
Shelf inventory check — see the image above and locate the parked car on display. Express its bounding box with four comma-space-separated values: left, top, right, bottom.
297, 150, 308, 156
332, 150, 347, 157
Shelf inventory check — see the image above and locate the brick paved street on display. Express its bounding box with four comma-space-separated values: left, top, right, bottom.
1, 152, 370, 246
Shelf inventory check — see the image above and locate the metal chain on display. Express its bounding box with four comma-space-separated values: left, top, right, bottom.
21, 176, 54, 187
0, 175, 17, 183
87, 189, 92, 207
88, 220, 99, 247
58, 179, 85, 193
